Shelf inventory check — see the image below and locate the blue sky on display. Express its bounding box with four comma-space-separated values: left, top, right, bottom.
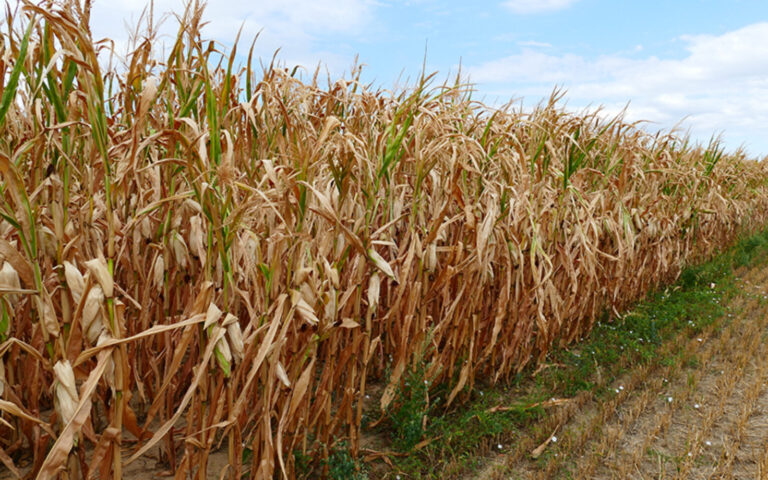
89, 0, 768, 156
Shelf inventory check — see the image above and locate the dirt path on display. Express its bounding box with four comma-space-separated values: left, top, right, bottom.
475, 263, 768, 480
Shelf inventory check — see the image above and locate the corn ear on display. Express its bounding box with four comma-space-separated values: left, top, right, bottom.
84, 256, 113, 298
53, 360, 78, 426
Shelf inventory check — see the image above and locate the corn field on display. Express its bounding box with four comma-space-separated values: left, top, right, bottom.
1, 1, 768, 478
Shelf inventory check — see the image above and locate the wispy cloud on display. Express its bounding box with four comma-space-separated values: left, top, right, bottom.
517, 40, 553, 48
501, 0, 580, 14
468, 22, 768, 154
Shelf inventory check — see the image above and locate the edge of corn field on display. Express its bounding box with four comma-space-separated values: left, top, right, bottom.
356, 227, 768, 479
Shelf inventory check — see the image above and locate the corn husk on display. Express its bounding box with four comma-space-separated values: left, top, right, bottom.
39, 226, 57, 258
223, 313, 244, 363
367, 272, 381, 310
0, 261, 21, 305
367, 248, 396, 281
189, 215, 206, 265
152, 254, 165, 289
425, 243, 437, 273
82, 286, 105, 343
84, 256, 113, 298
210, 324, 232, 376
53, 360, 78, 426
63, 261, 85, 305
170, 232, 189, 268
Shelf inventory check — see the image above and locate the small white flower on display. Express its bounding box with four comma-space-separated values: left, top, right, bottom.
619, 385, 624, 390
694, 403, 700, 409
551, 436, 557, 443
697, 338, 703, 342
667, 396, 673, 403
615, 389, 620, 393
705, 441, 712, 446
497, 443, 502, 449
710, 283, 715, 289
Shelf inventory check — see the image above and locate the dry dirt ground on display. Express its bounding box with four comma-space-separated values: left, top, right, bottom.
474, 263, 768, 480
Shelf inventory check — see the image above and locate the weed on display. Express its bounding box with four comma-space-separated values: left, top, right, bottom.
388, 357, 434, 451
324, 442, 368, 480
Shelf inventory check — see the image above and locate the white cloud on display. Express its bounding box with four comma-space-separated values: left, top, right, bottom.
468, 23, 768, 155
502, 0, 580, 14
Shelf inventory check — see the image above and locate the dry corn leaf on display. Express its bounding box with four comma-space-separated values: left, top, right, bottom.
0, 399, 54, 435
446, 361, 471, 407
85, 427, 120, 480
204, 302, 223, 329
530, 428, 559, 459
35, 289, 59, 338
74, 314, 207, 366
138, 76, 158, 117
292, 290, 318, 325
340, 318, 360, 329
287, 358, 316, 420
487, 398, 572, 414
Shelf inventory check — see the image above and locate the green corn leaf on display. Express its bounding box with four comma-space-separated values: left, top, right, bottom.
0, 15, 36, 127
